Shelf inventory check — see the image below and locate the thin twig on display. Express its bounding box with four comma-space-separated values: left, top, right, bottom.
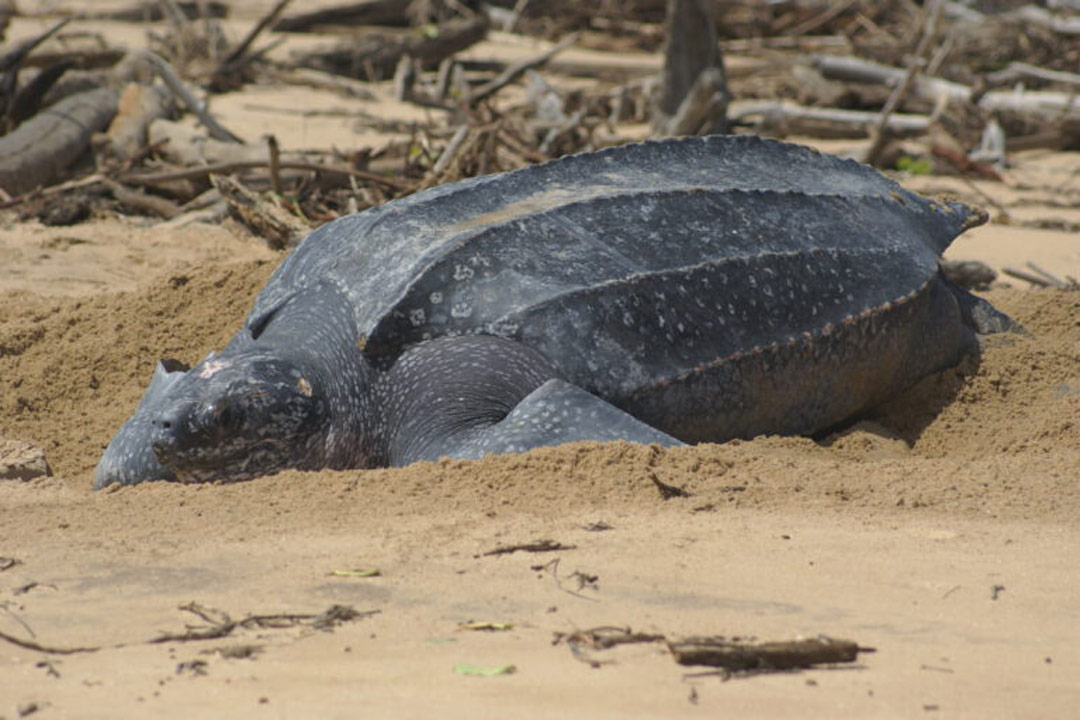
430, 124, 469, 176
1026, 262, 1067, 287
864, 0, 944, 166
1002, 267, 1057, 288
465, 33, 579, 105
219, 0, 293, 70
136, 50, 243, 143
267, 135, 282, 195
0, 629, 99, 655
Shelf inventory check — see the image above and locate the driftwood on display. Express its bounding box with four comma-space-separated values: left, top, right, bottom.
106, 83, 172, 159
149, 118, 262, 167
0, 0, 12, 40
104, 178, 182, 218
5, 59, 74, 129
210, 174, 310, 249
863, 0, 944, 167
294, 15, 489, 81
654, 0, 727, 136
274, 0, 410, 32
0, 86, 118, 196
0, 18, 71, 74
730, 100, 931, 137
82, 1, 227, 22
986, 61, 1080, 89
811, 55, 970, 104
263, 66, 375, 100
210, 0, 294, 90
466, 32, 579, 106
124, 156, 410, 192
135, 51, 242, 143
662, 67, 727, 136
669, 636, 871, 672
814, 54, 1080, 122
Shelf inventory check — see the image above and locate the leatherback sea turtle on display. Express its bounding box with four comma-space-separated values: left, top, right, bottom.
94, 135, 1009, 489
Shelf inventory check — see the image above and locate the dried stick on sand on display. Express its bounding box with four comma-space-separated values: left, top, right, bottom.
465, 33, 579, 105
121, 159, 410, 192
0, 87, 119, 196
134, 51, 243, 143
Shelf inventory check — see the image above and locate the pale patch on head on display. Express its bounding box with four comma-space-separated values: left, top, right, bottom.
298, 376, 313, 396
199, 359, 232, 379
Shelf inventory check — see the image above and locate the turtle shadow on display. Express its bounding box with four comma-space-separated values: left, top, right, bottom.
816, 353, 978, 450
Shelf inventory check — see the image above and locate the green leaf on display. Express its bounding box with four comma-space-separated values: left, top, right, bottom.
457, 621, 513, 631
453, 664, 517, 676
330, 568, 381, 578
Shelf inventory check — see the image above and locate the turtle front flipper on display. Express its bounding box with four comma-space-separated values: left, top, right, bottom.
381, 335, 681, 466
93, 358, 190, 489
449, 379, 682, 461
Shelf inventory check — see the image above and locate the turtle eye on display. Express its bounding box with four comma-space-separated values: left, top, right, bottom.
208, 397, 243, 434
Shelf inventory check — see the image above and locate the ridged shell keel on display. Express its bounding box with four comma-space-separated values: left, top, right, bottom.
624, 275, 974, 442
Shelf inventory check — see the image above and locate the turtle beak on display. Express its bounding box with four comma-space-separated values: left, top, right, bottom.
150, 402, 195, 463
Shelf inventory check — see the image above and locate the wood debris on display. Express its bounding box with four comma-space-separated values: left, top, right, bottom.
0, 0, 1074, 256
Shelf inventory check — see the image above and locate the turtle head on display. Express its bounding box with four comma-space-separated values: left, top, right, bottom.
150, 353, 329, 482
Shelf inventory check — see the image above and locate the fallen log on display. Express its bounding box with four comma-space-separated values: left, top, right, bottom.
274, 0, 410, 32
294, 15, 488, 81
669, 636, 871, 672
0, 86, 118, 196
653, 0, 727, 136
811, 54, 971, 103
813, 54, 1080, 121
106, 83, 172, 159
210, 174, 310, 250
729, 100, 931, 137
81, 1, 227, 21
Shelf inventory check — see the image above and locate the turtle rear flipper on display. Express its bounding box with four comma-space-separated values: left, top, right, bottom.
942, 273, 1018, 335
451, 379, 682, 461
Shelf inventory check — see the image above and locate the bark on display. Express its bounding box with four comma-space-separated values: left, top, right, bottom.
0, 87, 119, 196
654, 0, 727, 135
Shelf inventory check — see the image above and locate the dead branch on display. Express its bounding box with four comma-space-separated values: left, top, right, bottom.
480, 539, 576, 557
106, 83, 172, 160
5, 59, 73, 129
134, 50, 242, 143
122, 158, 410, 191
0, 18, 70, 73
669, 636, 872, 671
0, 628, 99, 655
865, 0, 944, 166
104, 178, 182, 218
465, 32, 579, 106
811, 54, 971, 103
654, 0, 727, 135
660, 67, 727, 136
262, 66, 375, 100
211, 173, 310, 248
731, 100, 931, 137
274, 0, 411, 32
81, 1, 227, 22
295, 15, 488, 81
986, 61, 1080, 89
0, 86, 118, 196
220, 0, 292, 69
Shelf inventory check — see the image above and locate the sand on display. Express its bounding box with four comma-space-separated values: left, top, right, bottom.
2, 8, 1080, 719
